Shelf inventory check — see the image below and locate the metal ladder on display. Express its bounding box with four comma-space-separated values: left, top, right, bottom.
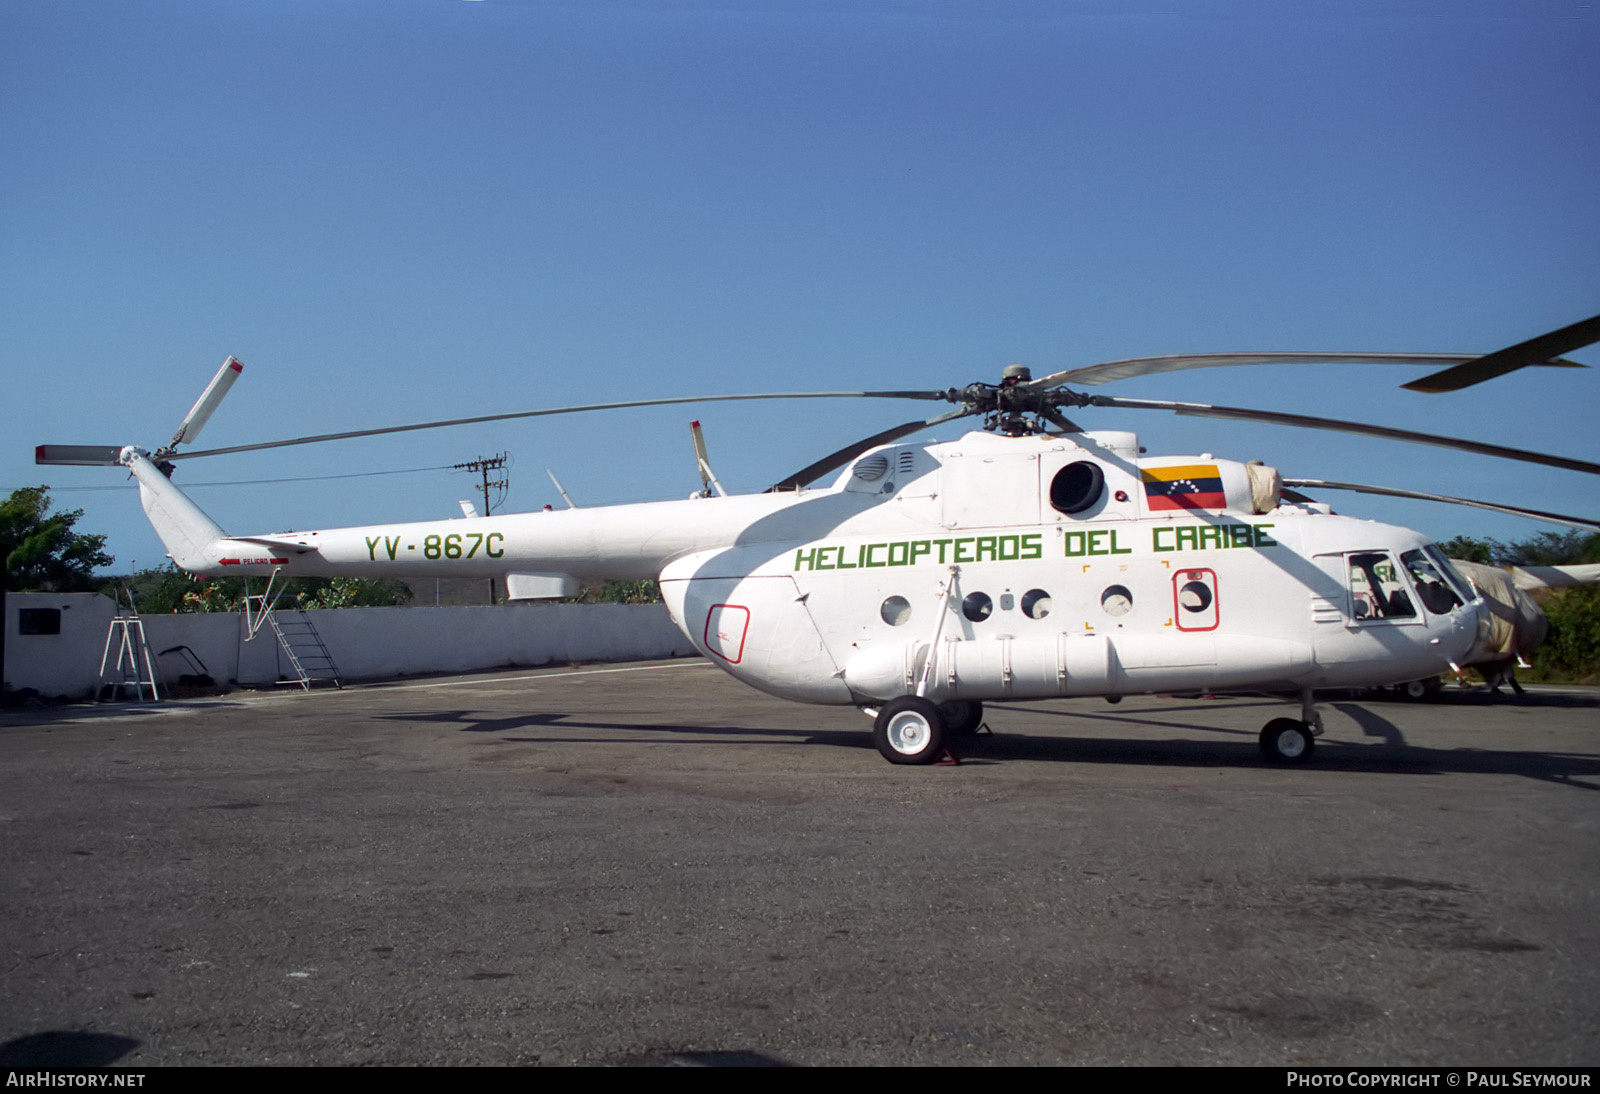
99, 586, 160, 701
243, 569, 342, 690
263, 609, 341, 690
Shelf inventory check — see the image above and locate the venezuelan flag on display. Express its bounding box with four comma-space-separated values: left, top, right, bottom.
1141, 464, 1226, 511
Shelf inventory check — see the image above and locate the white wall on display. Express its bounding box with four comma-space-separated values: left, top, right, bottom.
4, 593, 697, 700
4, 592, 119, 700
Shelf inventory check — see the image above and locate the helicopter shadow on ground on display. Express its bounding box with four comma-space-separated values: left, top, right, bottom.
373, 705, 1600, 787
1359, 688, 1600, 710
0, 1031, 140, 1068
375, 709, 875, 750
971, 699, 1600, 788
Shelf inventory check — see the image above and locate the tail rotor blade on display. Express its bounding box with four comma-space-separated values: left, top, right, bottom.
169, 356, 244, 449
35, 444, 125, 466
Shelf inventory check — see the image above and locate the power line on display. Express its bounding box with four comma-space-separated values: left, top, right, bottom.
34, 464, 459, 491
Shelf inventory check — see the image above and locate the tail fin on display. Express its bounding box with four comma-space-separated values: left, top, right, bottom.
123, 448, 226, 572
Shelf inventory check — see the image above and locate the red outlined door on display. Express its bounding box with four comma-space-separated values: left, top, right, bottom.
704, 603, 751, 664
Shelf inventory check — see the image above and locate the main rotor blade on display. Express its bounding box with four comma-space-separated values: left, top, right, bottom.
35, 444, 125, 466
1089, 396, 1600, 475
1402, 313, 1600, 393
1282, 478, 1600, 531
170, 390, 948, 461
1026, 350, 1588, 391
767, 408, 973, 492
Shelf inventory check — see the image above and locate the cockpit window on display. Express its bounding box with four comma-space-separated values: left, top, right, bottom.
1402, 548, 1464, 615
1422, 544, 1476, 603
1347, 552, 1417, 622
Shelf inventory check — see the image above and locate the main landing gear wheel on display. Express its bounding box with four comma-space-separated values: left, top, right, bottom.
938, 699, 985, 736
1400, 678, 1440, 701
1259, 718, 1315, 764
874, 697, 948, 765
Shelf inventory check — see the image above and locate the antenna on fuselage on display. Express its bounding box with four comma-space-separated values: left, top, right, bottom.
546, 469, 578, 509
690, 420, 727, 498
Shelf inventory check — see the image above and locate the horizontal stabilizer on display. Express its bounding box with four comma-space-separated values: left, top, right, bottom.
35, 444, 125, 466
228, 535, 319, 554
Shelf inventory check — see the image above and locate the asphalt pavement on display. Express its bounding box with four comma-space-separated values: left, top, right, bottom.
2, 661, 1596, 1066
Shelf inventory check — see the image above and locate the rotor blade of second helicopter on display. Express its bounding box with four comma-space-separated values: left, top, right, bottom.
1089, 396, 1600, 475
1402, 313, 1600, 393
168, 389, 949, 461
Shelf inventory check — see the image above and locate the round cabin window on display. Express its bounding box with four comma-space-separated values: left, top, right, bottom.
1101, 585, 1134, 617
1178, 580, 1213, 613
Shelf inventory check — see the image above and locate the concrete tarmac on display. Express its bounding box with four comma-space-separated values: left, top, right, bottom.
2, 660, 1596, 1067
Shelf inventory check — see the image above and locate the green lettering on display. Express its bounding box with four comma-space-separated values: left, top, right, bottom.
1228, 524, 1252, 548
933, 539, 952, 563
997, 535, 1020, 561
1064, 531, 1087, 557
865, 542, 887, 568
887, 541, 910, 566
816, 547, 835, 570
975, 536, 997, 561
1175, 526, 1199, 550
910, 541, 932, 565
1153, 527, 1174, 552
794, 548, 817, 571
365, 536, 380, 561
486, 532, 505, 559
1110, 529, 1132, 555
1198, 525, 1223, 550
1087, 530, 1108, 556
1020, 533, 1042, 560
953, 538, 975, 563
838, 544, 858, 569
1254, 524, 1276, 547
384, 535, 400, 561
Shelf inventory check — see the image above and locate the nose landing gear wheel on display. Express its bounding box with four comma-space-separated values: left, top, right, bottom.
874, 697, 948, 765
1259, 718, 1315, 764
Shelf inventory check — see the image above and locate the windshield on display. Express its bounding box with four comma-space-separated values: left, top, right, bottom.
1402, 548, 1465, 616
1422, 543, 1477, 603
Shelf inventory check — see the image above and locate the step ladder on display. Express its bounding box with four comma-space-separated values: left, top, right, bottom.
243, 570, 342, 690
99, 586, 160, 701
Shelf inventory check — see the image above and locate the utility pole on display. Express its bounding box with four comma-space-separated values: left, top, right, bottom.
454, 453, 509, 605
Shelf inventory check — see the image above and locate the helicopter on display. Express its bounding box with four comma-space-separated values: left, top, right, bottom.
37, 315, 1600, 765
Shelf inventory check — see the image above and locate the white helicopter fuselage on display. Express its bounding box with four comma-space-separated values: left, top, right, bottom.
127, 428, 1488, 713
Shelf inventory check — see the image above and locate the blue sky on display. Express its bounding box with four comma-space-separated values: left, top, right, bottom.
4, 0, 1597, 572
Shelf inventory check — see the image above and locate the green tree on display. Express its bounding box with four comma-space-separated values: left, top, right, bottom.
1, 487, 114, 592
1438, 535, 1495, 565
